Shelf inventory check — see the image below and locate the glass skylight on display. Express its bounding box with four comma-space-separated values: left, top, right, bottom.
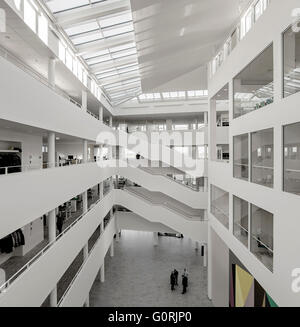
44, 0, 141, 105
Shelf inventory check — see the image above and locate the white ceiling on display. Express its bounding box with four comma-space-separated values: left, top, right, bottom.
131, 0, 250, 92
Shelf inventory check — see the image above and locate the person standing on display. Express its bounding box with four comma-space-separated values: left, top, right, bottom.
182, 274, 188, 294
170, 271, 175, 291
173, 269, 179, 286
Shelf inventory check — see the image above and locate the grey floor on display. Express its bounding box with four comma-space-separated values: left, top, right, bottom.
90, 230, 213, 307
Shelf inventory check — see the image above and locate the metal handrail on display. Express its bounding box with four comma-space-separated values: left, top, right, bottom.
0, 45, 102, 120
0, 192, 111, 294
138, 166, 207, 192
0, 159, 97, 176
124, 187, 205, 221
57, 217, 113, 306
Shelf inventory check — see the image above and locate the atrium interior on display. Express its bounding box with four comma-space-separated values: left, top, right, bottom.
0, 0, 299, 308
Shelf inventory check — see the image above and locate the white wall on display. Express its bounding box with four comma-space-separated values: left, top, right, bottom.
210, 226, 229, 307
208, 0, 300, 307
116, 211, 177, 233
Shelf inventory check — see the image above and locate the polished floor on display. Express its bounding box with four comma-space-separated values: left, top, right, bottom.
90, 230, 212, 307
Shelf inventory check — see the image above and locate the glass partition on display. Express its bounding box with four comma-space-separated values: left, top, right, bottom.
233, 44, 274, 118
251, 128, 274, 188
233, 134, 249, 180
283, 122, 300, 195
283, 26, 300, 97
210, 185, 229, 229
233, 196, 249, 247
250, 204, 273, 271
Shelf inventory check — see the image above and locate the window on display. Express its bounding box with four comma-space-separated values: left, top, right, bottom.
233, 134, 249, 180
234, 44, 274, 118
210, 185, 229, 229
283, 122, 300, 195
233, 196, 249, 247
283, 26, 300, 98
250, 204, 273, 271
251, 128, 274, 188
24, 0, 36, 33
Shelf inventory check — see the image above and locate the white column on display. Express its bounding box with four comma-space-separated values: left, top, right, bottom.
110, 176, 114, 190
166, 119, 172, 131
153, 232, 158, 246
209, 98, 217, 161
82, 191, 88, 213
99, 182, 103, 200
48, 209, 57, 307
110, 240, 114, 257
82, 90, 88, 111
48, 132, 55, 168
109, 116, 113, 128
83, 140, 88, 163
207, 224, 212, 300
99, 106, 103, 123
48, 58, 56, 88
204, 112, 208, 125
100, 222, 104, 234
100, 263, 105, 283
203, 243, 208, 267
84, 296, 90, 307
83, 244, 89, 261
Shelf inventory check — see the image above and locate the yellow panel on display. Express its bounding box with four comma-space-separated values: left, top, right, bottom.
235, 265, 254, 307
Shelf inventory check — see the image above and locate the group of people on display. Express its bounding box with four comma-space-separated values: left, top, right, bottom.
170, 268, 189, 294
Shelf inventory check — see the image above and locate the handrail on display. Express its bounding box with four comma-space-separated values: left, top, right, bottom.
0, 45, 102, 121
124, 187, 205, 221
138, 166, 207, 192
0, 159, 97, 176
57, 217, 114, 306
0, 192, 111, 294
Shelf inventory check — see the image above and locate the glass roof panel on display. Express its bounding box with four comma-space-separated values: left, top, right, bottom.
65, 21, 99, 36
46, 0, 90, 13
72, 32, 103, 45
102, 25, 133, 38
99, 12, 133, 28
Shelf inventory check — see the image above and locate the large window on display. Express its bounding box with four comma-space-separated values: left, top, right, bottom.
251, 128, 274, 188
210, 185, 229, 229
250, 205, 273, 271
233, 134, 249, 180
283, 26, 300, 98
233, 196, 249, 247
233, 45, 274, 118
283, 122, 300, 195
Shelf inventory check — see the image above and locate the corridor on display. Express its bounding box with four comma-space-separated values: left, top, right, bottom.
90, 231, 212, 307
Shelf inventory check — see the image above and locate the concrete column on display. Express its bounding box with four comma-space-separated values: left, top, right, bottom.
207, 225, 212, 300
83, 140, 88, 163
82, 191, 88, 213
48, 209, 57, 307
48, 58, 56, 88
203, 243, 208, 267
110, 176, 114, 190
82, 90, 88, 111
99, 182, 103, 200
110, 240, 114, 257
100, 263, 105, 283
99, 106, 103, 123
84, 296, 90, 307
209, 99, 217, 161
50, 288, 57, 307
153, 232, 158, 246
83, 244, 89, 261
204, 112, 208, 125
48, 132, 55, 168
